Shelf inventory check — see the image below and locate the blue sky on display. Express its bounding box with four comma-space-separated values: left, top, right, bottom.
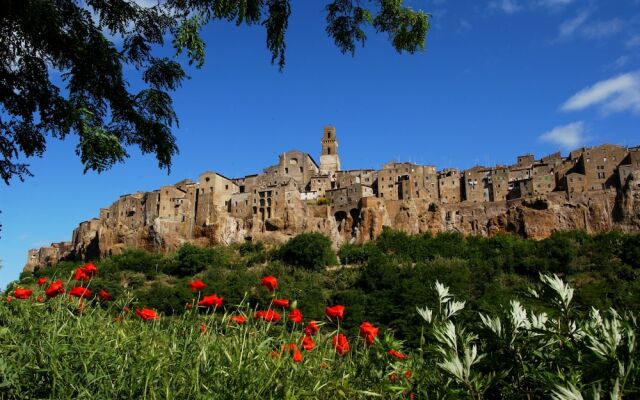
1, 0, 640, 289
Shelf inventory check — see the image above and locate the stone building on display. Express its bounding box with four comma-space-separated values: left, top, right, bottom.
319, 125, 341, 175
438, 168, 461, 203
463, 166, 491, 203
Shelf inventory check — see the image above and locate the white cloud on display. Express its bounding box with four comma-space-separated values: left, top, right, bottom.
492, 0, 574, 14
581, 18, 625, 39
539, 122, 587, 149
627, 35, 640, 48
490, 0, 523, 14
558, 10, 590, 38
539, 0, 575, 8
561, 72, 640, 115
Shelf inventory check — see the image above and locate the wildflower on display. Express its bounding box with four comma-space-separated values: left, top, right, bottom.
114, 316, 123, 323
6, 296, 13, 302
304, 320, 320, 336
188, 279, 207, 292
36, 296, 44, 303
389, 373, 398, 382
14, 288, 33, 299
387, 349, 408, 360
45, 280, 65, 298
255, 309, 281, 322
292, 349, 303, 363
98, 289, 112, 301
404, 370, 412, 382
123, 306, 131, 314
260, 275, 278, 292
198, 294, 224, 309
332, 334, 350, 356
301, 335, 315, 351
135, 308, 160, 320
185, 303, 193, 310
36, 277, 49, 286
200, 324, 207, 333
82, 262, 98, 276
270, 351, 280, 359
69, 286, 91, 299
288, 308, 303, 323
230, 315, 247, 324
359, 322, 378, 346
73, 267, 89, 282
325, 305, 345, 321
273, 298, 289, 308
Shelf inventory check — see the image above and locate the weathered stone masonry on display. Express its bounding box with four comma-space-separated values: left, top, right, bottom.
24, 126, 640, 272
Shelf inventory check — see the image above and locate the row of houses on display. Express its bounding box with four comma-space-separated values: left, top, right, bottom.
88, 128, 640, 235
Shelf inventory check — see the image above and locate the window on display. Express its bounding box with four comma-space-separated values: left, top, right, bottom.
285, 168, 288, 174
205, 177, 210, 182
299, 167, 303, 173
225, 184, 229, 190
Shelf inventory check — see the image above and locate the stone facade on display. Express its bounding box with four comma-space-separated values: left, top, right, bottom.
24, 127, 640, 272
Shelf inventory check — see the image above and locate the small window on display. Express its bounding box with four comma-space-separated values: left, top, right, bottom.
205, 177, 210, 182
225, 184, 229, 190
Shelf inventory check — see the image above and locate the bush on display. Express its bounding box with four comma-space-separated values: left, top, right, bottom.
277, 233, 337, 271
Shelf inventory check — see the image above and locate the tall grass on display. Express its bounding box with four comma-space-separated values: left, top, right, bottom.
1, 274, 638, 399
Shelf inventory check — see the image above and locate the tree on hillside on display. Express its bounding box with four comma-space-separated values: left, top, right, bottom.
0, 0, 431, 186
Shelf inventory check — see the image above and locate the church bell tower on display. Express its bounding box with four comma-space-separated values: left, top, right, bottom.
320, 125, 341, 175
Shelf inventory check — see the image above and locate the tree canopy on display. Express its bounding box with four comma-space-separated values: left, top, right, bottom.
0, 0, 431, 185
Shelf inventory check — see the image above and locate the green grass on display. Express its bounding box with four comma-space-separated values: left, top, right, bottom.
1, 274, 639, 399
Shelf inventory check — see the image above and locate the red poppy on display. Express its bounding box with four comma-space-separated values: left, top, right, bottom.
45, 280, 65, 298
301, 335, 315, 351
36, 296, 44, 303
82, 262, 98, 276
292, 348, 303, 363
36, 277, 49, 286
200, 324, 207, 333
13, 288, 32, 299
197, 294, 224, 309
254, 309, 281, 322
73, 267, 89, 282
230, 315, 247, 324
304, 320, 319, 336
387, 349, 408, 360
188, 279, 207, 292
273, 298, 289, 308
389, 372, 398, 382
283, 343, 298, 354
135, 308, 160, 320
359, 322, 379, 346
123, 306, 131, 314
114, 316, 123, 323
404, 370, 412, 381
69, 286, 91, 299
98, 289, 112, 301
260, 275, 278, 292
325, 305, 345, 321
270, 351, 280, 359
185, 303, 193, 310
288, 308, 303, 323
6, 296, 13, 302
332, 333, 350, 356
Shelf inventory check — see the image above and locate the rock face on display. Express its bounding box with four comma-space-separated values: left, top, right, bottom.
24, 184, 640, 273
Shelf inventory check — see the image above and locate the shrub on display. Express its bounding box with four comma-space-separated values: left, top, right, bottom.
277, 233, 337, 271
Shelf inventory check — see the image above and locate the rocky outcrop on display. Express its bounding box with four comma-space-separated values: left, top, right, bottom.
24, 187, 640, 273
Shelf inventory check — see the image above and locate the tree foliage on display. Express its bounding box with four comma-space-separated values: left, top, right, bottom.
0, 0, 431, 184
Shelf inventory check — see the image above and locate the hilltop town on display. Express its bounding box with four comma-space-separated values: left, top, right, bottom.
25, 126, 640, 272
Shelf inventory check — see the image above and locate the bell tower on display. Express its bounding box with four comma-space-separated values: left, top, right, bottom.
320, 125, 340, 175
